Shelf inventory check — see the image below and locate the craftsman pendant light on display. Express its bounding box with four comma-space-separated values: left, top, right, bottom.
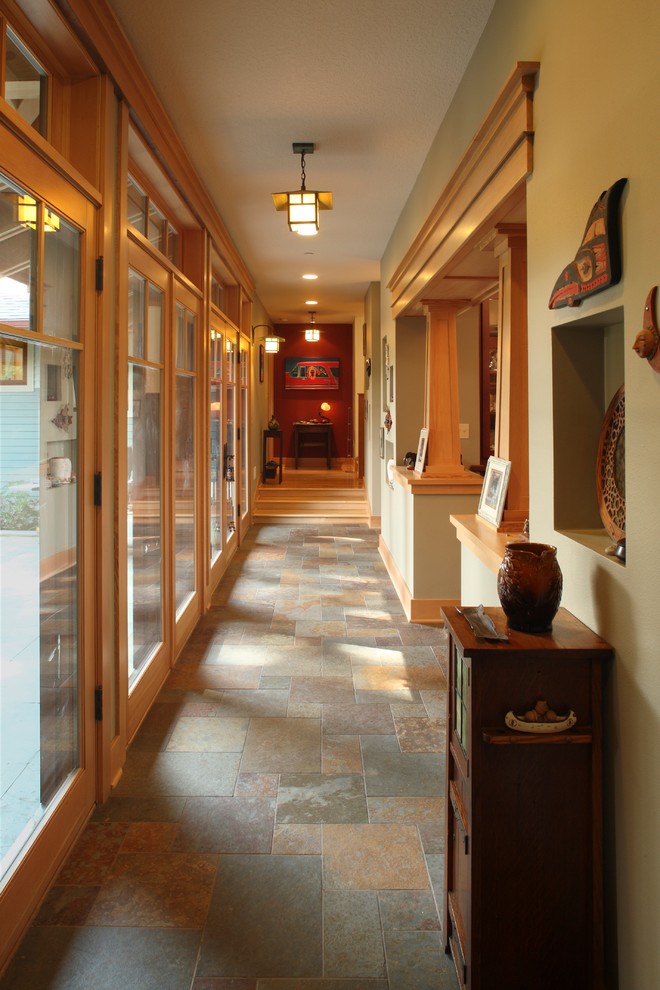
272, 143, 333, 237
304, 311, 320, 342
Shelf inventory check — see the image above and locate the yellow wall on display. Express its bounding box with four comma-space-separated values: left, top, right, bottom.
381, 1, 660, 985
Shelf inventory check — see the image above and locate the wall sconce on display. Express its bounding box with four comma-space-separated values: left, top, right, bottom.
272, 143, 333, 237
264, 335, 284, 353
17, 194, 60, 232
319, 402, 331, 422
252, 324, 285, 354
304, 311, 320, 342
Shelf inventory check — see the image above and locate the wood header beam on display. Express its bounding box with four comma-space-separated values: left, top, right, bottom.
388, 61, 539, 318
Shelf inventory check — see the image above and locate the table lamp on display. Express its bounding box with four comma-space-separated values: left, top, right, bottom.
319, 402, 331, 423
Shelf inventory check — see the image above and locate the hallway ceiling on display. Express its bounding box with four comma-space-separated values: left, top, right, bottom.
105, 0, 496, 327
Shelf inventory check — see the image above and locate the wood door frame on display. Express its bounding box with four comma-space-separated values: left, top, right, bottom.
0, 125, 98, 974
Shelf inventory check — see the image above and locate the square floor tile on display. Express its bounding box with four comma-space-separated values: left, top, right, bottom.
272, 824, 322, 855
393, 717, 445, 753
197, 855, 322, 978
240, 718, 321, 773
173, 796, 276, 853
322, 734, 362, 773
277, 774, 368, 824
322, 824, 429, 890
361, 736, 442, 796
323, 890, 385, 978
56, 822, 128, 884
384, 931, 458, 989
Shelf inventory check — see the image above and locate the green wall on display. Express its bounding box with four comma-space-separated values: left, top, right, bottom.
379, 1, 660, 985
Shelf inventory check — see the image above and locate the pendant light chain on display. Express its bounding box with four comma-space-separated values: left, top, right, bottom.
299, 151, 307, 191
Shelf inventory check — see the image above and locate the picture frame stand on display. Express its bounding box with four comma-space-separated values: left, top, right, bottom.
477, 456, 512, 528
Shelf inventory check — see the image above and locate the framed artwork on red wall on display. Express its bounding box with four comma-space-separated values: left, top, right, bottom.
284, 356, 339, 390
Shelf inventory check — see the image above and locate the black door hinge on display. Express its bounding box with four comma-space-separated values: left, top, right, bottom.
95, 257, 104, 292
237, 504, 241, 517
94, 472, 102, 506
94, 686, 103, 721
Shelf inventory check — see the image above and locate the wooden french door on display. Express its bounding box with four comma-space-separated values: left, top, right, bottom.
0, 129, 98, 970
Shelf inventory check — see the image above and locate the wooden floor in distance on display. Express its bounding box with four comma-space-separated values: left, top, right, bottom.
253, 464, 370, 524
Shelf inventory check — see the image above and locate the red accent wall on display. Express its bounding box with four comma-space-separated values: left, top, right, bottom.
272, 323, 353, 461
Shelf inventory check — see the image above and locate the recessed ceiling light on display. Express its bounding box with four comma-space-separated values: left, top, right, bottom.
302, 273, 318, 280
305, 299, 318, 306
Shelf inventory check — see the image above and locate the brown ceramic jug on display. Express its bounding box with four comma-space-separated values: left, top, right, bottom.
496, 542, 563, 632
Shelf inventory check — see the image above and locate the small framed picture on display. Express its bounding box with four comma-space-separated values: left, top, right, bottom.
379, 427, 385, 459
414, 427, 429, 474
477, 456, 512, 527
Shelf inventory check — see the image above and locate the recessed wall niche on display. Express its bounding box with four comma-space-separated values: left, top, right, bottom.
552, 306, 624, 559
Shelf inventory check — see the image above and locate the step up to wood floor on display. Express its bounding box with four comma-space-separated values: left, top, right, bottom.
253, 478, 369, 522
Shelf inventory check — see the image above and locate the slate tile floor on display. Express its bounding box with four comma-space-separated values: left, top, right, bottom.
2, 523, 458, 990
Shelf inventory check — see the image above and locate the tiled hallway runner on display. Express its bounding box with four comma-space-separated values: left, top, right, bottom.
1, 523, 458, 990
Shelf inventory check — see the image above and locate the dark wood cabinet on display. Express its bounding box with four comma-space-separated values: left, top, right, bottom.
441, 606, 613, 990
293, 421, 332, 468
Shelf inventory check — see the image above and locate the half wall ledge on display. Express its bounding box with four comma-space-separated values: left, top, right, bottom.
379, 468, 483, 623
450, 512, 526, 574
391, 464, 484, 495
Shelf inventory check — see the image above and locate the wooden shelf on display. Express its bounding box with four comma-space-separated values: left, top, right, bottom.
482, 726, 593, 745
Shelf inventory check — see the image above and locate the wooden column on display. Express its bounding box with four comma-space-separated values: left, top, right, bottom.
494, 224, 528, 515
422, 300, 474, 478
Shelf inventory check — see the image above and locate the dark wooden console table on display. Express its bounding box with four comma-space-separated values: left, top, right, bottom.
441, 605, 613, 989
262, 429, 283, 483
293, 421, 332, 468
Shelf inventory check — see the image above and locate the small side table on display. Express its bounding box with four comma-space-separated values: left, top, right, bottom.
262, 429, 283, 483
293, 422, 332, 468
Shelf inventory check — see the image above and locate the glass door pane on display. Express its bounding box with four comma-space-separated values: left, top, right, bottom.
0, 144, 95, 964
225, 334, 236, 539
127, 269, 163, 689
239, 337, 248, 530
0, 167, 84, 884
43, 215, 80, 341
174, 301, 196, 616
0, 174, 36, 329
1, 337, 81, 879
209, 326, 223, 565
